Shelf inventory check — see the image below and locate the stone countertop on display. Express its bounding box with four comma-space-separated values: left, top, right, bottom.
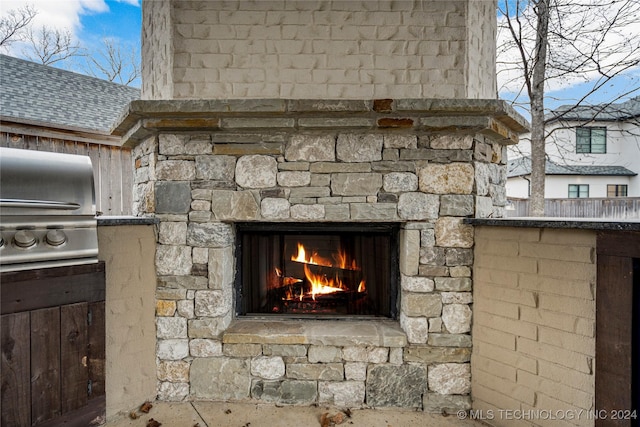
465, 217, 640, 231
97, 216, 159, 226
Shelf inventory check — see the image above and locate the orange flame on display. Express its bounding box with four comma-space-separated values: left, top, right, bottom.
303, 263, 345, 300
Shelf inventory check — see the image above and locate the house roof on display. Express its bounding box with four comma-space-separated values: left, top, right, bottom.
547, 96, 640, 123
508, 156, 637, 178
0, 54, 140, 134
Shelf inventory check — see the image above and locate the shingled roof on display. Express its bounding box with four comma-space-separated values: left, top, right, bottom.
0, 54, 140, 134
508, 156, 637, 178
547, 96, 640, 123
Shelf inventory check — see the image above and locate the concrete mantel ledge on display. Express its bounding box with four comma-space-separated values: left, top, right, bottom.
465, 217, 640, 231
111, 98, 529, 148
223, 319, 408, 348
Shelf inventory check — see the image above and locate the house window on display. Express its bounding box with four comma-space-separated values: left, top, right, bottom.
576, 127, 606, 153
607, 184, 628, 197
569, 184, 589, 198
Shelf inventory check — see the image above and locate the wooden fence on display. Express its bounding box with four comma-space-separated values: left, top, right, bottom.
507, 197, 640, 219
1, 133, 133, 216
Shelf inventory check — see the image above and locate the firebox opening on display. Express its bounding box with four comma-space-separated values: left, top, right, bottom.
235, 223, 399, 319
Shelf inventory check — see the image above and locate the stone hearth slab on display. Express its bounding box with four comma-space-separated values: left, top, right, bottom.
223, 320, 407, 347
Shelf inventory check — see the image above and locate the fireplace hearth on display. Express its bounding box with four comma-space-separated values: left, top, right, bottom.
236, 223, 399, 318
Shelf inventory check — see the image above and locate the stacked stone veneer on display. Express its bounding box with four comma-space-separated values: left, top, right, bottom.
119, 98, 526, 411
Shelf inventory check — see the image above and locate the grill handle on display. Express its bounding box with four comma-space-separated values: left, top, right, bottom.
0, 199, 81, 210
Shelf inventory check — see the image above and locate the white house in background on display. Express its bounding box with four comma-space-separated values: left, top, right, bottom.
507, 96, 640, 199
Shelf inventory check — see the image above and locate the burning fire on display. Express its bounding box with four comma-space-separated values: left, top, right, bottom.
285, 242, 366, 300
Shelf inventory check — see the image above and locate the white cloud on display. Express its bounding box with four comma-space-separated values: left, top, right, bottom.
1, 0, 109, 35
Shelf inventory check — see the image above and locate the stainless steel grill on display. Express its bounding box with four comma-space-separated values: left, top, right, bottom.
0, 147, 99, 272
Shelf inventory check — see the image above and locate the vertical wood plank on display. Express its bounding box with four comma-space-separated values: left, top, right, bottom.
99, 145, 112, 215
596, 254, 633, 427
30, 307, 61, 425
87, 302, 106, 398
60, 303, 88, 414
1, 312, 31, 427
109, 146, 123, 215
121, 148, 134, 215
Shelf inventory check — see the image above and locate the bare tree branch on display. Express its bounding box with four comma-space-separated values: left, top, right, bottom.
0, 4, 37, 48
23, 25, 82, 65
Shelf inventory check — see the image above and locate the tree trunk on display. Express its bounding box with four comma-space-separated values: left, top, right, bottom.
528, 0, 550, 217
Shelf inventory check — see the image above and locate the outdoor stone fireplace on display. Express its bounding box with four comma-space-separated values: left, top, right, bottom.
115, 97, 527, 410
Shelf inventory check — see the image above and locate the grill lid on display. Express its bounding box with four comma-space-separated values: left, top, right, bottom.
0, 147, 96, 216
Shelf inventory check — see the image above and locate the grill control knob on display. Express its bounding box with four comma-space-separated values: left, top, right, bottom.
14, 230, 37, 248
45, 229, 67, 246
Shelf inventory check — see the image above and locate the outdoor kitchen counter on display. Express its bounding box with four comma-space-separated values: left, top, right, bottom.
465, 217, 640, 231
98, 216, 159, 226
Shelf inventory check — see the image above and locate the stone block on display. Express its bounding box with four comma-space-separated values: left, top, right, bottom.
445, 248, 474, 266
159, 134, 188, 155
382, 172, 418, 193
331, 173, 382, 196
251, 356, 285, 380
427, 334, 472, 347
211, 190, 260, 220
156, 300, 177, 317
277, 171, 311, 187
209, 246, 235, 290
156, 160, 196, 181
261, 198, 291, 219
475, 195, 494, 218
389, 347, 403, 365
429, 317, 443, 332
441, 292, 473, 304
418, 163, 474, 194
310, 162, 371, 173
158, 222, 187, 245
251, 380, 318, 405
176, 300, 195, 319
236, 155, 277, 188
189, 339, 223, 357
291, 204, 325, 220
344, 362, 367, 380
188, 211, 212, 222
366, 364, 428, 407
439, 195, 475, 217
158, 360, 190, 382
286, 134, 336, 162
324, 204, 351, 220
404, 346, 471, 364
435, 277, 472, 291
155, 182, 191, 214
423, 393, 471, 413
384, 134, 417, 149
196, 155, 236, 181
223, 343, 263, 357
400, 314, 429, 344
442, 304, 472, 334
336, 134, 383, 162
194, 290, 230, 317
156, 317, 188, 339
430, 135, 473, 149
157, 339, 189, 360
398, 192, 439, 220
400, 275, 435, 292
428, 363, 471, 394
187, 222, 234, 247
435, 217, 474, 248
192, 247, 208, 264
158, 276, 207, 290
350, 203, 398, 220
308, 345, 342, 363
402, 293, 442, 317
475, 162, 491, 196
156, 245, 192, 276
262, 345, 307, 357
287, 363, 344, 380
400, 229, 420, 276
157, 382, 189, 401
289, 186, 331, 198
318, 381, 365, 407
191, 358, 251, 400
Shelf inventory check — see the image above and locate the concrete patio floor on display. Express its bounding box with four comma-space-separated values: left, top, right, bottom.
103, 401, 487, 427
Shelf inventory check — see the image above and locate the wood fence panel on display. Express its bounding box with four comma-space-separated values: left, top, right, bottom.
507, 198, 640, 219
87, 302, 106, 398
30, 308, 61, 425
1, 312, 31, 427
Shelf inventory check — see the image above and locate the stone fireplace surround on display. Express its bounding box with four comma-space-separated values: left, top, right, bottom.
115, 98, 527, 411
